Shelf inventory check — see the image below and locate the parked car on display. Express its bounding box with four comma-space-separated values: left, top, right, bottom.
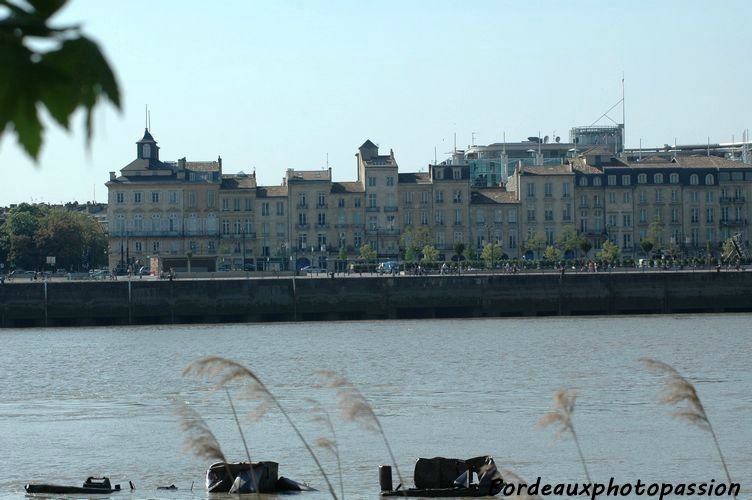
90, 269, 109, 280
377, 261, 400, 274
301, 266, 323, 275
138, 266, 151, 276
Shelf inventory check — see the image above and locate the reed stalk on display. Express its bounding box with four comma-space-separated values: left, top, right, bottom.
183, 356, 339, 500
640, 358, 736, 499
538, 388, 592, 484
306, 398, 345, 500
317, 371, 405, 494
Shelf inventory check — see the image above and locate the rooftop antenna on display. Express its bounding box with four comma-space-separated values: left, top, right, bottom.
502, 131, 506, 154
434, 146, 437, 164
622, 73, 626, 148
639, 138, 642, 161
707, 136, 710, 157
145, 104, 148, 130
453, 132, 457, 154
471, 131, 476, 147
326, 152, 329, 169
148, 110, 151, 132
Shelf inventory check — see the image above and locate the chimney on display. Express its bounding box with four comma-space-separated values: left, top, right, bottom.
218, 155, 223, 174
109, 171, 116, 181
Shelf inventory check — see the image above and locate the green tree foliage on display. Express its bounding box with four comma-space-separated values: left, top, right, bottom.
400, 227, 430, 262
543, 245, 562, 262
640, 239, 654, 255
0, 203, 106, 270
421, 244, 439, 264
524, 233, 546, 258
598, 240, 620, 264
579, 237, 593, 258
358, 243, 376, 262
643, 221, 665, 254
480, 243, 503, 266
453, 242, 466, 260
1, 0, 121, 159
338, 246, 348, 261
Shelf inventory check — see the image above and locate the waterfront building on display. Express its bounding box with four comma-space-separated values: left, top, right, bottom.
106, 129, 752, 272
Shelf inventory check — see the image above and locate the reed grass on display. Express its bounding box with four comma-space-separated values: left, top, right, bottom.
317, 370, 405, 493
306, 397, 345, 500
538, 388, 592, 484
640, 358, 736, 499
183, 356, 339, 499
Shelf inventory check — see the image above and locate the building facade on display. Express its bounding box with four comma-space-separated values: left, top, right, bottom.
106, 130, 752, 272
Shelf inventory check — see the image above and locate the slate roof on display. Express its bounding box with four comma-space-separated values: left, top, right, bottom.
398, 172, 431, 184
256, 186, 288, 198
221, 174, 257, 189
331, 181, 364, 193
470, 189, 518, 204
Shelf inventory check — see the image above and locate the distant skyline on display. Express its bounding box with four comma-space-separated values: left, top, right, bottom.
1, 0, 751, 205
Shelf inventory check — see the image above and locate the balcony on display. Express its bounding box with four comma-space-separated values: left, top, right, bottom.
579, 202, 589, 208
296, 223, 309, 229
316, 223, 330, 229
734, 196, 746, 204
721, 219, 748, 227
384, 206, 399, 212
366, 206, 380, 212
297, 203, 308, 209
720, 196, 733, 205
316, 203, 328, 209
334, 223, 349, 229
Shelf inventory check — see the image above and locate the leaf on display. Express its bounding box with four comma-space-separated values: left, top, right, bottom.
11, 96, 43, 159
26, 0, 68, 20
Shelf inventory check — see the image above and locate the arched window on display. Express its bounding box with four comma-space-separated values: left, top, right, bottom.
637, 173, 647, 184
705, 174, 714, 185
654, 173, 663, 184
690, 174, 699, 185
593, 177, 602, 186
579, 177, 588, 187
670, 173, 679, 184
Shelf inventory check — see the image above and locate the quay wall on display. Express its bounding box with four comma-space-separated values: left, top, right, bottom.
1, 271, 751, 328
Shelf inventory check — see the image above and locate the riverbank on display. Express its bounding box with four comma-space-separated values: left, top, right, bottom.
1, 270, 751, 328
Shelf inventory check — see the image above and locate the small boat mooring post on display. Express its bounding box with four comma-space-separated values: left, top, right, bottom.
379, 465, 393, 492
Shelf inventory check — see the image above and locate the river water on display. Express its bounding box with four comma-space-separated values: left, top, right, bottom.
0, 315, 750, 499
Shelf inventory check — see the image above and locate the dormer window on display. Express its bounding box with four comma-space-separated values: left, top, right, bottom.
143, 143, 151, 158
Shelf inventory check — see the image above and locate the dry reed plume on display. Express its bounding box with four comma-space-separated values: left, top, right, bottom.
306, 397, 345, 500
317, 370, 405, 493
538, 388, 592, 483
183, 356, 339, 499
173, 399, 238, 491
640, 358, 736, 499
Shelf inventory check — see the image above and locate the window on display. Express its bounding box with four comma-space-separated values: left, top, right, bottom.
420, 192, 429, 204
671, 208, 679, 223
133, 214, 143, 231
134, 241, 143, 252
706, 208, 714, 223
562, 182, 570, 197
690, 174, 699, 185
691, 208, 700, 223
298, 193, 307, 208
476, 209, 485, 224
151, 214, 160, 231
116, 192, 124, 204
527, 209, 536, 222
705, 174, 714, 185
152, 241, 160, 253
563, 204, 571, 221
435, 210, 444, 225
420, 211, 428, 225
622, 233, 632, 250
453, 168, 461, 180
655, 189, 663, 203
245, 198, 253, 211
454, 231, 463, 243
593, 177, 602, 187
298, 213, 307, 225
149, 191, 159, 203
623, 214, 632, 227
386, 176, 394, 186
170, 190, 179, 204
338, 198, 345, 208
670, 173, 679, 184
261, 203, 270, 216
508, 233, 517, 249
607, 191, 616, 204
318, 213, 326, 226
691, 191, 699, 202
622, 175, 631, 186
654, 207, 662, 222
134, 192, 143, 204
453, 190, 463, 203
435, 231, 445, 247
654, 173, 663, 184
368, 193, 377, 208
623, 191, 631, 203
221, 219, 230, 234
208, 241, 215, 252
608, 214, 617, 227
527, 183, 535, 197
544, 183, 553, 197
298, 233, 307, 249
545, 228, 555, 245
579, 177, 588, 187
544, 208, 553, 221
318, 234, 327, 247
672, 190, 679, 202
354, 197, 361, 208
508, 208, 517, 223
368, 176, 376, 187
276, 201, 285, 215
404, 191, 413, 204
233, 220, 241, 234
454, 208, 462, 225
353, 233, 362, 247
494, 209, 502, 223
222, 198, 230, 211
639, 208, 647, 223
233, 198, 241, 211
435, 168, 443, 180
637, 174, 647, 184
435, 190, 444, 203
706, 191, 714, 203
608, 175, 616, 186
404, 211, 412, 225
639, 191, 647, 203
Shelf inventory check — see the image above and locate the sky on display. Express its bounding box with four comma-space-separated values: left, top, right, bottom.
1, 0, 751, 205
